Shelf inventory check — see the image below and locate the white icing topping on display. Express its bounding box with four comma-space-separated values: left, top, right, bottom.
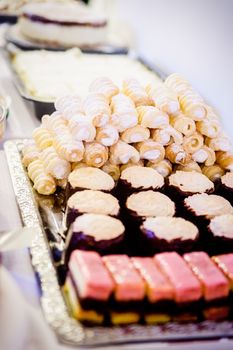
73, 214, 124, 241
126, 191, 175, 217
209, 214, 233, 238
169, 171, 214, 193
121, 166, 164, 189
184, 194, 233, 218
221, 172, 233, 189
68, 167, 114, 191
142, 217, 198, 241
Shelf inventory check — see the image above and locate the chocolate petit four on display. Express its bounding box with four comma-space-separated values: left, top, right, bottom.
166, 171, 214, 202
207, 215, 233, 254
140, 217, 199, 254
65, 190, 120, 228
65, 214, 125, 262
216, 172, 233, 205
67, 167, 115, 198
117, 166, 164, 203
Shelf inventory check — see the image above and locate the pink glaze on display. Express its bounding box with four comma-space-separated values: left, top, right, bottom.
184, 252, 229, 301
131, 257, 174, 302
154, 252, 202, 303
69, 250, 114, 300
213, 254, 233, 285
103, 255, 145, 301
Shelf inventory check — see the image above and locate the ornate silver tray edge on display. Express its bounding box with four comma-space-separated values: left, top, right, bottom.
4, 139, 233, 347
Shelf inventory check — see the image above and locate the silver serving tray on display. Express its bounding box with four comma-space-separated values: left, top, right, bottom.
4, 139, 233, 347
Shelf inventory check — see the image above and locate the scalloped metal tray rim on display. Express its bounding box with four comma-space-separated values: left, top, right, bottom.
4, 139, 233, 347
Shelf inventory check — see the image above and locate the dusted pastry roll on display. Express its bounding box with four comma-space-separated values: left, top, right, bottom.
22, 141, 40, 167
136, 139, 165, 163
201, 164, 225, 182
170, 112, 196, 137
96, 124, 119, 146
65, 214, 125, 259
151, 126, 183, 146
65, 190, 120, 228
216, 172, 233, 205
176, 160, 202, 173
208, 215, 233, 254
40, 146, 71, 179
140, 217, 199, 254
122, 78, 151, 107
206, 135, 232, 152
42, 112, 67, 133
84, 142, 108, 168
182, 132, 204, 154
137, 106, 169, 129
165, 73, 207, 120
118, 166, 164, 200
109, 140, 140, 165
196, 119, 220, 138
83, 93, 110, 127
32, 127, 53, 150
167, 170, 214, 201
55, 95, 83, 117
53, 130, 84, 162
68, 114, 96, 142
101, 161, 120, 181
121, 125, 150, 143
192, 145, 216, 166
147, 159, 172, 178
216, 151, 233, 171
165, 144, 191, 165
28, 159, 56, 195
67, 167, 115, 196
120, 160, 144, 172
146, 83, 179, 114
110, 93, 138, 132
89, 77, 119, 101
126, 191, 175, 221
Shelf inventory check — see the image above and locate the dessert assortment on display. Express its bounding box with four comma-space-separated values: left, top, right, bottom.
64, 250, 233, 325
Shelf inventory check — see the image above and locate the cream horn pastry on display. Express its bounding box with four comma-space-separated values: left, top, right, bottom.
206, 105, 220, 122
120, 160, 144, 172
165, 144, 191, 165
151, 126, 183, 146
110, 93, 138, 132
121, 125, 150, 143
136, 139, 165, 163
68, 114, 96, 142
83, 93, 110, 127
55, 95, 83, 116
89, 77, 119, 101
122, 78, 151, 107
170, 112, 196, 137
182, 132, 204, 154
216, 151, 233, 171
137, 106, 169, 129
146, 83, 180, 114
96, 124, 119, 146
41, 112, 67, 133
40, 146, 71, 180
32, 127, 53, 150
196, 119, 220, 138
109, 140, 140, 165
101, 162, 120, 181
192, 145, 216, 166
83, 142, 108, 168
28, 159, 56, 195
53, 129, 84, 163
147, 159, 172, 177
71, 162, 87, 171
176, 160, 202, 173
68, 167, 115, 195
201, 164, 225, 182
205, 135, 232, 152
22, 141, 40, 168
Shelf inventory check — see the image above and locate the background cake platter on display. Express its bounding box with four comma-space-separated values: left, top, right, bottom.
4, 138, 233, 347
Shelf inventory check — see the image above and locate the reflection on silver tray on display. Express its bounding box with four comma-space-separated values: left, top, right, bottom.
4, 139, 233, 347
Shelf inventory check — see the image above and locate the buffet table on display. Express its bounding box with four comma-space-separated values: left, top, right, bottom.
0, 47, 233, 350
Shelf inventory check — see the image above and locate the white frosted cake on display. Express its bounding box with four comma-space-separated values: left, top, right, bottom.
18, 1, 108, 47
